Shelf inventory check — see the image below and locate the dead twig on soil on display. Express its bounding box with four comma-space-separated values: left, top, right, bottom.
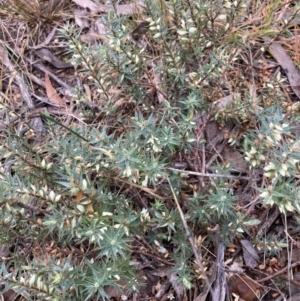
167, 177, 214, 296
257, 260, 300, 283
23, 55, 73, 92
168, 168, 250, 180
0, 44, 43, 133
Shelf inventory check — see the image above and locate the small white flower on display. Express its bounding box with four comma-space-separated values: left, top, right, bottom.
177, 29, 187, 35
153, 33, 161, 39
82, 179, 87, 190
284, 202, 294, 212
260, 190, 270, 198
264, 162, 276, 171
41, 159, 46, 168
49, 191, 56, 202
124, 165, 132, 177
266, 135, 274, 144
251, 160, 257, 167
249, 147, 257, 155
189, 27, 197, 34
76, 204, 85, 213
274, 124, 283, 131
264, 172, 274, 178
102, 212, 113, 216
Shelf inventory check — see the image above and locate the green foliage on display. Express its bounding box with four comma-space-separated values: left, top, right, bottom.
243, 106, 300, 213
1, 0, 300, 300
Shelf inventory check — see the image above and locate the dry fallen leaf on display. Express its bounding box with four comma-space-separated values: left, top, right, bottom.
194, 262, 217, 301
222, 147, 247, 172
116, 4, 142, 15
266, 38, 300, 99
169, 273, 184, 300
80, 19, 109, 43
72, 0, 142, 15
150, 61, 166, 103
74, 8, 90, 28
74, 190, 83, 204
30, 27, 57, 50
72, 0, 100, 12
45, 73, 65, 106
240, 239, 260, 268
130, 21, 150, 41
292, 248, 300, 263
35, 48, 73, 69
231, 275, 260, 301
95, 20, 108, 35
80, 32, 110, 43
2, 289, 16, 301
214, 93, 241, 109
0, 45, 43, 133
288, 293, 300, 301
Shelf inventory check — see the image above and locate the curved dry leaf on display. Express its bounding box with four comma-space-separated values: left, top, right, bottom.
35, 48, 73, 69
0, 45, 43, 133
150, 266, 173, 277
72, 0, 100, 12
45, 73, 65, 106
80, 20, 109, 43
130, 21, 150, 49
194, 262, 217, 301
168, 273, 184, 300
288, 293, 300, 301
275, 7, 300, 27
30, 27, 57, 50
222, 148, 247, 172
292, 249, 300, 263
266, 39, 300, 99
240, 239, 259, 268
80, 33, 107, 43
131, 21, 150, 40
95, 20, 107, 35
155, 281, 171, 299
74, 9, 90, 28
215, 93, 241, 109
2, 289, 16, 301
231, 275, 260, 301
116, 3, 142, 15
0, 244, 9, 258
72, 0, 142, 15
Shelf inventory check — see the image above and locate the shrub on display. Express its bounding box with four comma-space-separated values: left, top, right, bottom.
1, 0, 300, 299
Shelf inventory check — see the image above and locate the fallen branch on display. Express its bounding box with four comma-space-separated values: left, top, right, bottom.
257, 260, 300, 283
168, 168, 250, 180
167, 177, 213, 296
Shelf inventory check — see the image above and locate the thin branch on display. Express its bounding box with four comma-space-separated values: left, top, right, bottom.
168, 168, 250, 180
257, 260, 300, 283
167, 177, 214, 296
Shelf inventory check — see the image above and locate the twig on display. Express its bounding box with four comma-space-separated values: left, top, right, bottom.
0, 45, 43, 133
280, 274, 300, 288
168, 168, 250, 180
28, 27, 57, 50
256, 206, 280, 237
23, 56, 73, 92
257, 260, 300, 283
132, 249, 175, 266
167, 177, 213, 296
15, 202, 51, 215
111, 176, 167, 201
205, 140, 227, 169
